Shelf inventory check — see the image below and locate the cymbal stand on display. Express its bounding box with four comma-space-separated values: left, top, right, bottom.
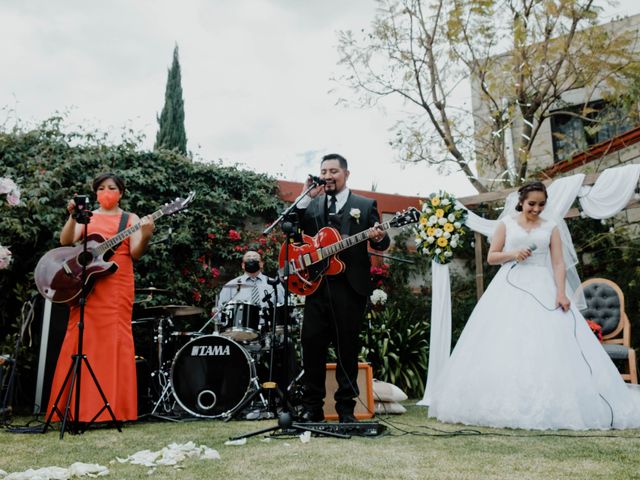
197, 307, 224, 335
230, 180, 348, 440
43, 204, 121, 438
144, 315, 179, 421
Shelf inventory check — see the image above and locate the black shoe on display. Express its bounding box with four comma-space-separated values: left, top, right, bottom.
299, 409, 325, 423
338, 413, 358, 424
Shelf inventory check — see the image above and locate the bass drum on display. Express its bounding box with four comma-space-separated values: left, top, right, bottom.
170, 335, 255, 418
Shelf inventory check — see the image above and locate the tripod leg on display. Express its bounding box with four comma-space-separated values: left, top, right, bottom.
228, 424, 281, 440
42, 353, 84, 437
56, 355, 83, 438
222, 376, 270, 422
79, 357, 122, 433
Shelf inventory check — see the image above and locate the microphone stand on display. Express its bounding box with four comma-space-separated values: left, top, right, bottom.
229, 181, 348, 440
43, 205, 121, 439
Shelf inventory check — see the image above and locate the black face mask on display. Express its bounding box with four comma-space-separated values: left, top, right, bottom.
244, 260, 260, 274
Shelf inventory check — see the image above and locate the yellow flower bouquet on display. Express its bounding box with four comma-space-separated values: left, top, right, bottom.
414, 191, 468, 264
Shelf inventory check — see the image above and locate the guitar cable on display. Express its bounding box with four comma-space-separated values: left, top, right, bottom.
506, 262, 615, 428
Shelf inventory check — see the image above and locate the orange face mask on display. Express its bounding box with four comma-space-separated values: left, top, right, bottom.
97, 189, 120, 210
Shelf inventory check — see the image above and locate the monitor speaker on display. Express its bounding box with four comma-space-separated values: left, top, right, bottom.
323, 362, 374, 420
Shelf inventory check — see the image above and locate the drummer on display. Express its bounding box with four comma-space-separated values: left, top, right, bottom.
217, 250, 285, 315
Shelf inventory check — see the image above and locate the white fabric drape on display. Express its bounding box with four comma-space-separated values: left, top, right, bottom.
418, 164, 639, 406
417, 261, 451, 406
578, 164, 640, 219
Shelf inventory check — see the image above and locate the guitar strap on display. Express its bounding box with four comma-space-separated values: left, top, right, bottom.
108, 211, 130, 255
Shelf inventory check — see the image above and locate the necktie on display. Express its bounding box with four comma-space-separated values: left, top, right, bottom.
251, 280, 261, 305
328, 195, 337, 215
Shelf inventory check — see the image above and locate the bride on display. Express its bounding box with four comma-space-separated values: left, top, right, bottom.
428, 182, 640, 430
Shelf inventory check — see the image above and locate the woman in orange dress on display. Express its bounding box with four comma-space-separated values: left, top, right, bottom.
48, 172, 154, 422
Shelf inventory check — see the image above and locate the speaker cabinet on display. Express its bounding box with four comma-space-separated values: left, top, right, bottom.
31, 296, 69, 414
323, 362, 374, 420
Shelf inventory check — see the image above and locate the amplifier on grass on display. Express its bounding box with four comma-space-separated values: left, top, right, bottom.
323, 362, 374, 420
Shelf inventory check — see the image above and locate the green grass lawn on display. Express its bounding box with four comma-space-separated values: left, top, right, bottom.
2, 403, 640, 479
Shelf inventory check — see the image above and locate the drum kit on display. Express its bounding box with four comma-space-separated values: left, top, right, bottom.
132, 286, 303, 420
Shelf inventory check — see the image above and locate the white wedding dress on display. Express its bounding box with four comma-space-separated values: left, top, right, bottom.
428, 215, 640, 430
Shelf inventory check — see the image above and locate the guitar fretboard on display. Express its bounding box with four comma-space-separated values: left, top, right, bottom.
94, 209, 164, 256
317, 219, 393, 259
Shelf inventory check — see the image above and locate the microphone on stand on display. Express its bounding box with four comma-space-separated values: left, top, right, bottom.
308, 175, 327, 186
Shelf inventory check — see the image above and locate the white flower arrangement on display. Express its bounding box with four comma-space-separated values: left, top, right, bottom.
350, 207, 361, 224
0, 177, 19, 270
414, 191, 468, 264
0, 177, 20, 206
0, 245, 12, 270
370, 288, 388, 306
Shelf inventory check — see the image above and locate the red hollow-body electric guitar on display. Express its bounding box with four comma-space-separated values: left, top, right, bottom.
279, 208, 419, 296
34, 192, 195, 305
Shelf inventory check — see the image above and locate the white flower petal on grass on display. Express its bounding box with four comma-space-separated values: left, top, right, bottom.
118, 442, 222, 468
225, 438, 247, 446
69, 462, 110, 477
2, 463, 109, 480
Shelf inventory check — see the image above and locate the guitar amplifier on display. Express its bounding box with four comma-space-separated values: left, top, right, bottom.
323, 362, 374, 420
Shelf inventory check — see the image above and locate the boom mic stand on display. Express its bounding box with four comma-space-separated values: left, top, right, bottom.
229, 181, 348, 440
43, 200, 121, 439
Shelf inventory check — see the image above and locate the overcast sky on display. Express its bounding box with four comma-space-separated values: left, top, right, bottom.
1, 0, 639, 198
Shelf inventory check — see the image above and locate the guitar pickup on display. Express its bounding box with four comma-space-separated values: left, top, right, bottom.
300, 250, 323, 268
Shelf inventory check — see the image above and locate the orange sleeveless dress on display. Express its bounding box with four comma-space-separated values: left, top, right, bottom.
48, 212, 137, 422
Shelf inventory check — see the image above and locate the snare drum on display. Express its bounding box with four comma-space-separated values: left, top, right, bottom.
170, 335, 255, 418
266, 306, 302, 335
221, 301, 261, 341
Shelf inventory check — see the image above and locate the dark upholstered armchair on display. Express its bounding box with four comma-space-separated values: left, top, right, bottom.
579, 278, 637, 384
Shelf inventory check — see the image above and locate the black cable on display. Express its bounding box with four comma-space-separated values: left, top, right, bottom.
506, 262, 615, 428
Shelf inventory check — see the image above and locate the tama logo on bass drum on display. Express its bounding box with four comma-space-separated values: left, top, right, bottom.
191, 345, 231, 356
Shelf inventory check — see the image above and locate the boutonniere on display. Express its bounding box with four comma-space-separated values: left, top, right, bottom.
350, 208, 361, 224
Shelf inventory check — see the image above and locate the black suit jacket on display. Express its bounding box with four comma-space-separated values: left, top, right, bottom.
298, 191, 390, 297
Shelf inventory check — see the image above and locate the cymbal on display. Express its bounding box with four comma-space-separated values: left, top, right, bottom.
135, 287, 172, 294
140, 304, 205, 317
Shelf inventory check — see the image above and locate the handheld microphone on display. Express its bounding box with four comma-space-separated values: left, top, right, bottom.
511, 243, 537, 268
308, 175, 327, 186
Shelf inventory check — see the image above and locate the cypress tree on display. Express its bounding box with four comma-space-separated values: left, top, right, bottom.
155, 44, 187, 155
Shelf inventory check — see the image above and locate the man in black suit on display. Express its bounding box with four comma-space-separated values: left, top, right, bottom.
296, 153, 390, 423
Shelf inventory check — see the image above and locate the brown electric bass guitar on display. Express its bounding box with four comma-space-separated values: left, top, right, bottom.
34, 192, 195, 305
279, 207, 420, 296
